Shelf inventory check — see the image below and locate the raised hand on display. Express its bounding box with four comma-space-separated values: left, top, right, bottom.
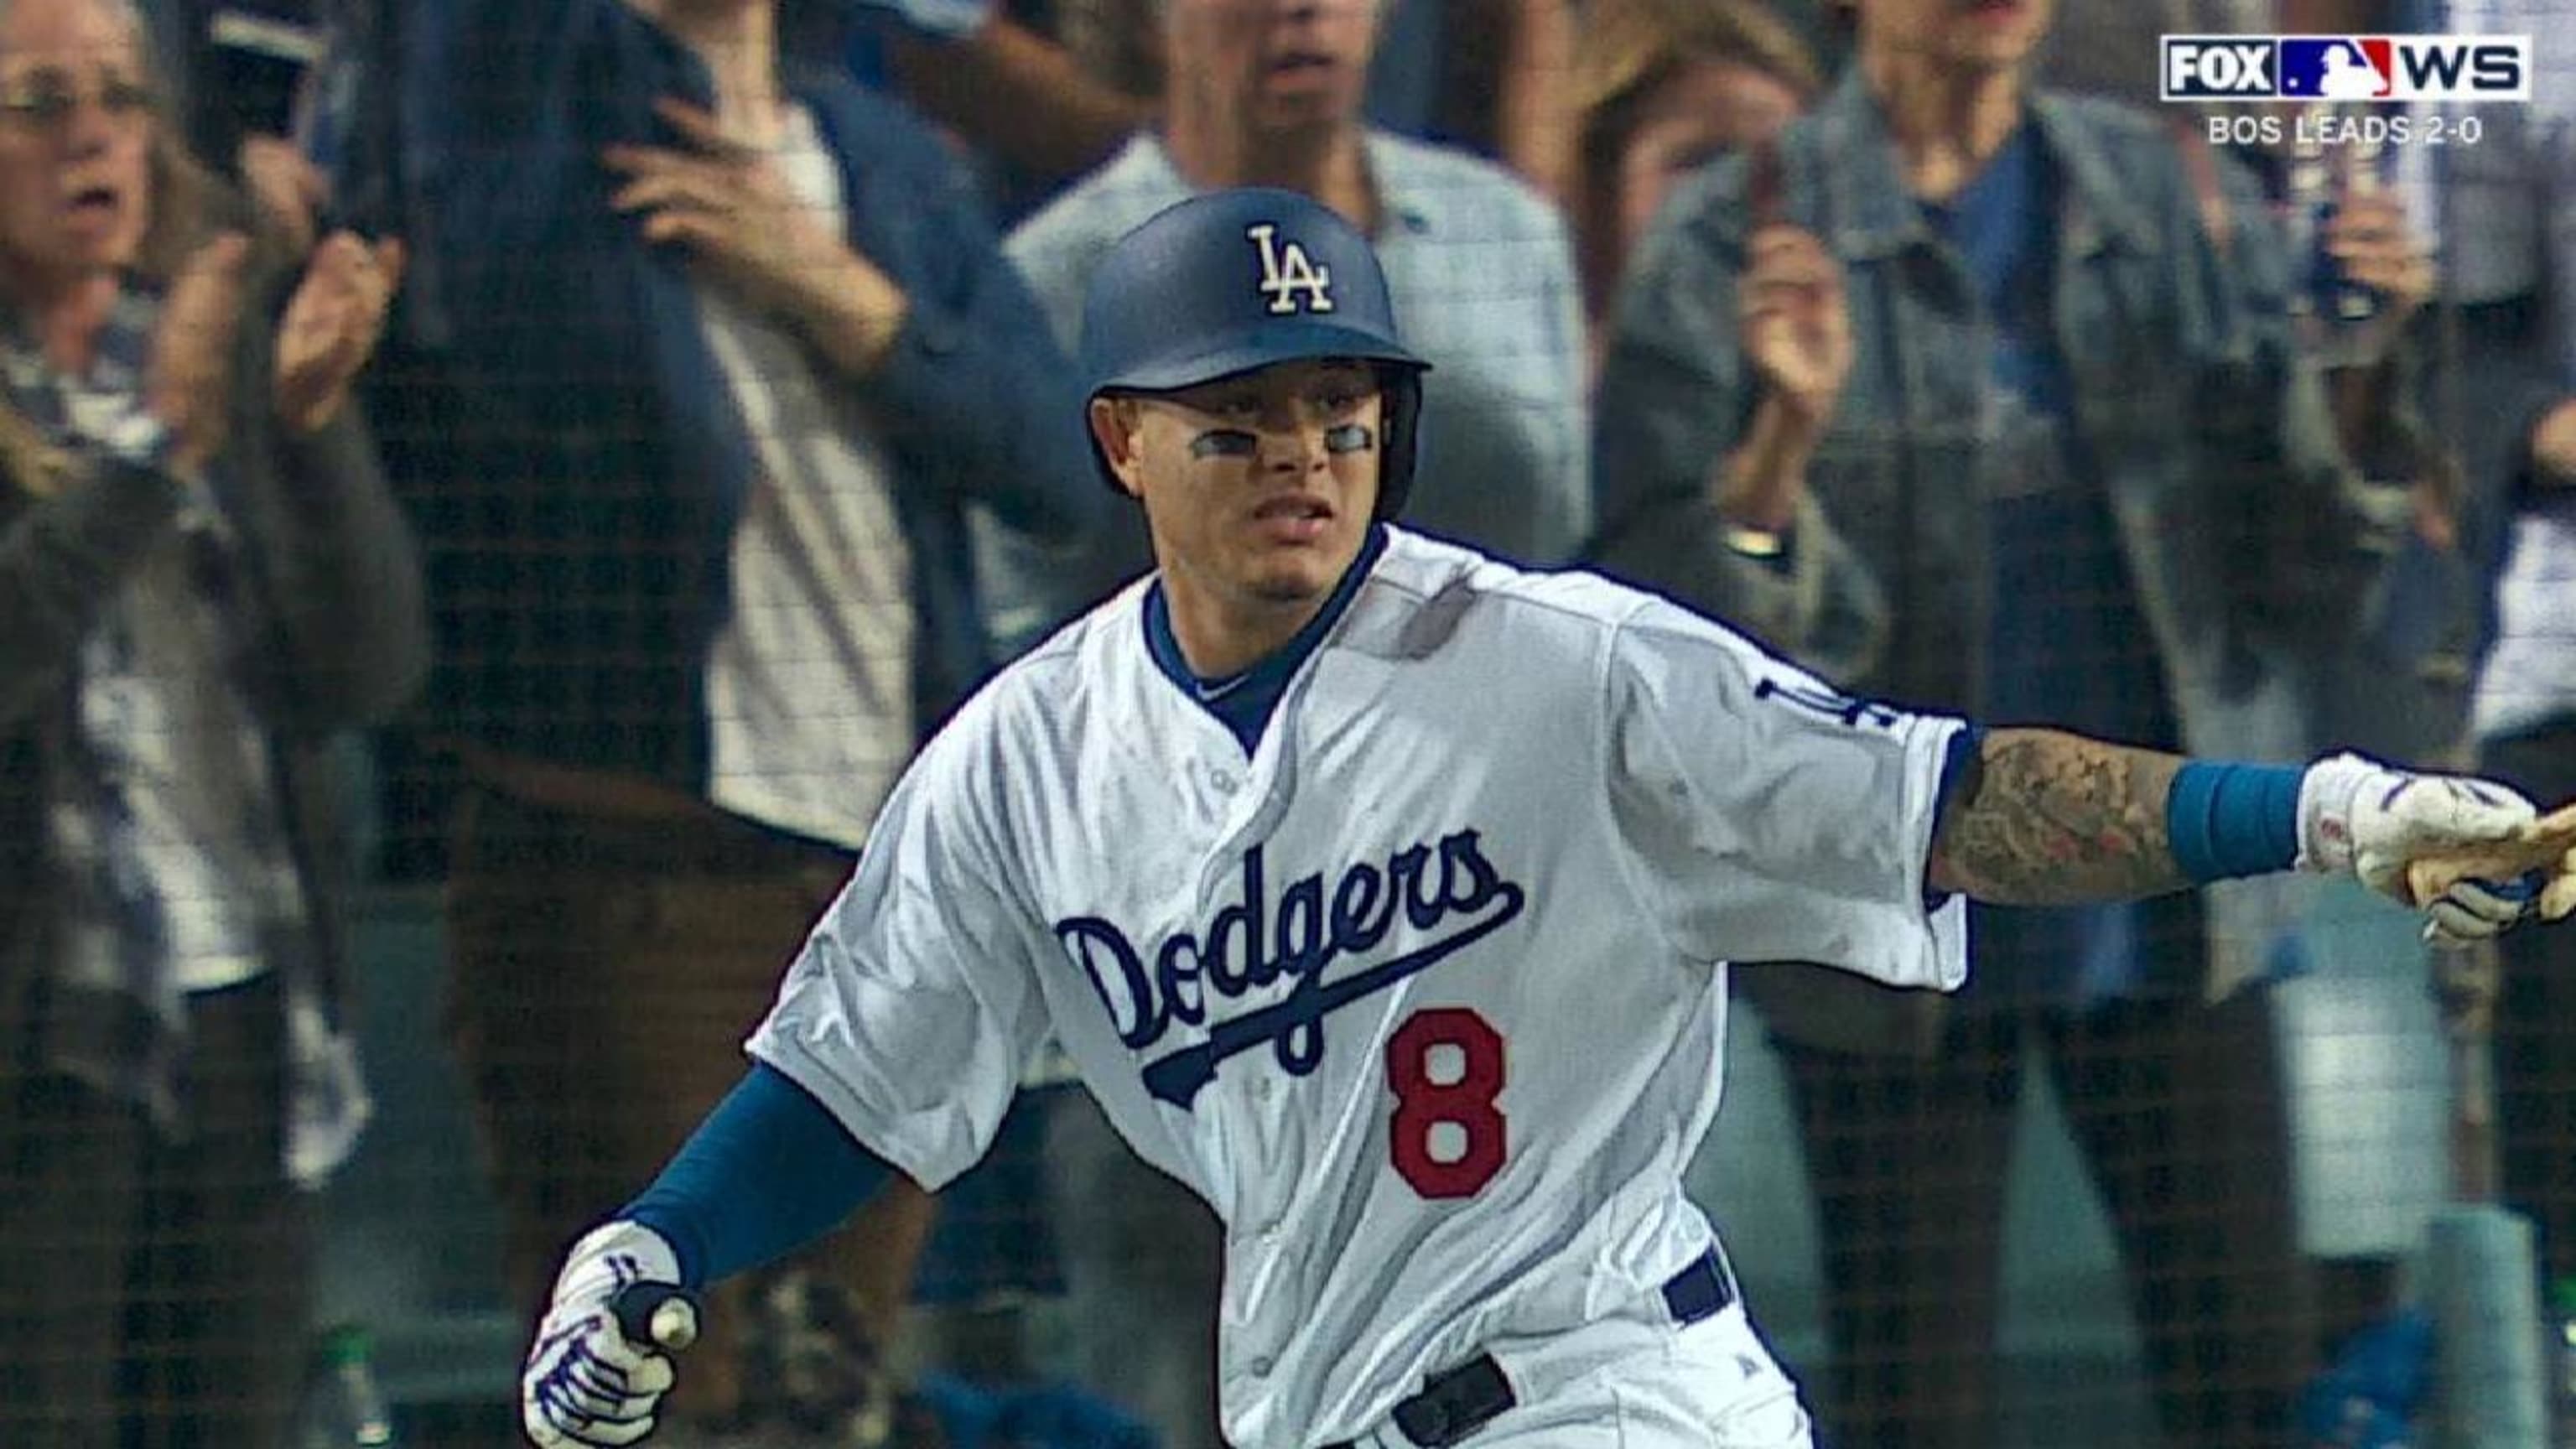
147, 231, 251, 474
273, 231, 402, 434
238, 134, 329, 256
2324, 187, 2435, 328
1738, 223, 1852, 433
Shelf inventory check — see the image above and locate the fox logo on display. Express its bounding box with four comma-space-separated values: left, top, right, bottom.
1249, 223, 1335, 315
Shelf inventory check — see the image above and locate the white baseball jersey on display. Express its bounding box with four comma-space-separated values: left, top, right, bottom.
750, 529, 1970, 1449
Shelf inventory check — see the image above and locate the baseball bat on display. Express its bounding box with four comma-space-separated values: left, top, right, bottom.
609, 1281, 702, 1354
2405, 801, 2576, 913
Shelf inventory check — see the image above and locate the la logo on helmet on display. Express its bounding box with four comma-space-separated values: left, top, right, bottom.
1249, 223, 1335, 315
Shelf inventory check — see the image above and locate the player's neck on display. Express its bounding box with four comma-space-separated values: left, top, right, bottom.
1161, 584, 1323, 682
1863, 53, 2028, 203
1164, 120, 1379, 238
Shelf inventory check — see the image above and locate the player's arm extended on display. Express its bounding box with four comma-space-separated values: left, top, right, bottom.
1925, 729, 2552, 939
1924, 728, 2186, 905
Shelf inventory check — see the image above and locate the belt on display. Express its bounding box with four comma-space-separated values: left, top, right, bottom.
450, 768, 854, 879
449, 740, 715, 824
1321, 1249, 1736, 1449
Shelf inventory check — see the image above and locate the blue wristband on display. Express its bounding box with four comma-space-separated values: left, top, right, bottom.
2168, 761, 2304, 884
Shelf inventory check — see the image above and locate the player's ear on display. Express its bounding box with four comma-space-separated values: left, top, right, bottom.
1089, 395, 1149, 500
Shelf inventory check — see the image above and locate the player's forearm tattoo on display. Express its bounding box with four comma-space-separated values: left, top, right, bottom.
1926, 729, 2189, 905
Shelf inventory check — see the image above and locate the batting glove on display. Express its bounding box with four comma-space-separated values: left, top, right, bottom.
522, 1221, 684, 1447
2298, 752, 2539, 946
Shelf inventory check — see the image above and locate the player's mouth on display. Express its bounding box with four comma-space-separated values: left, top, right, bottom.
1249, 493, 1336, 544
1956, 0, 2026, 18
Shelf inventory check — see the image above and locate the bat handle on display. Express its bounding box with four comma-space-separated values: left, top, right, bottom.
608, 1281, 701, 1353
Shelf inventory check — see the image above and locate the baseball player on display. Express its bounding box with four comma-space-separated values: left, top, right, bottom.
517, 188, 2568, 1449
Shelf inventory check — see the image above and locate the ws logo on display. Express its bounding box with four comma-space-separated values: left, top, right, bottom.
2160, 34, 2530, 101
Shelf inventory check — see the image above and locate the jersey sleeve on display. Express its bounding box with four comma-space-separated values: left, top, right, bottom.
1602, 597, 1970, 989
746, 732, 1052, 1192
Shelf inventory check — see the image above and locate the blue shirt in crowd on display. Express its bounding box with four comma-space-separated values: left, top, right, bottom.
1931, 126, 2189, 1007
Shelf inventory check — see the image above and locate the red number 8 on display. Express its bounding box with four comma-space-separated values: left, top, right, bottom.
1385, 1008, 1507, 1199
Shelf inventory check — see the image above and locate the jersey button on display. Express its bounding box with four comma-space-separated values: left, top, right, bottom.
1209, 768, 1239, 794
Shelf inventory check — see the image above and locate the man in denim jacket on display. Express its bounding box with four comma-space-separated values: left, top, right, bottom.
1590, 0, 2435, 1443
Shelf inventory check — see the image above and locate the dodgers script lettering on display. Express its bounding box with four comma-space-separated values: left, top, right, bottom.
1053, 829, 1527, 1107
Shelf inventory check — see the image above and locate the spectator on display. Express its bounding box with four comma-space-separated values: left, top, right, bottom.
1040, 0, 1578, 199
2412, 0, 2576, 1375
1588, 0, 2435, 1442
395, 0, 1099, 1436
1395, 0, 1581, 200
807, 0, 1157, 223
979, 0, 1589, 653
1567, 0, 1819, 372
0, 0, 421, 1441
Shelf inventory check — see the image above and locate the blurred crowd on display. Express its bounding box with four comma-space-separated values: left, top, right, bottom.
0, 0, 2571, 1446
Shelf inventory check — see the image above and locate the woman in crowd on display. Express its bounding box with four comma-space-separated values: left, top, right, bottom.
0, 0, 418, 1441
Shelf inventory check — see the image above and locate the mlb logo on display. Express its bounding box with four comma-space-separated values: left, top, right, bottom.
2279, 37, 2393, 98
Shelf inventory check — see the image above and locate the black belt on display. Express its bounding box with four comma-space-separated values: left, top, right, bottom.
1321, 1249, 1735, 1449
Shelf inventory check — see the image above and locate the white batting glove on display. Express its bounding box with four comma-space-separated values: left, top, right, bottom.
522, 1221, 684, 1447
2298, 752, 2541, 946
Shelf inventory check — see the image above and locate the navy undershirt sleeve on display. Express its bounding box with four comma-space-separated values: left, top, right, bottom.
622, 1062, 894, 1287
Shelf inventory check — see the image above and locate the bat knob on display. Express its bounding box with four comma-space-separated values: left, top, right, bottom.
609, 1281, 701, 1353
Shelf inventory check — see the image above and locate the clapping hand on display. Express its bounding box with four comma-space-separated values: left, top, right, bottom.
238, 134, 329, 255
273, 231, 403, 434
147, 231, 251, 474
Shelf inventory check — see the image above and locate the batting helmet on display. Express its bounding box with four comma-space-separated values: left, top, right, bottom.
1078, 187, 1431, 519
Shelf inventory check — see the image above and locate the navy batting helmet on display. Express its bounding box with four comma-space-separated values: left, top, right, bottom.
1078, 187, 1431, 519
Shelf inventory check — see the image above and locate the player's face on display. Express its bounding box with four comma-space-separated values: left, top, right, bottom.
0, 0, 155, 289
1166, 0, 1379, 139
1095, 357, 1385, 614
1857, 0, 2054, 74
